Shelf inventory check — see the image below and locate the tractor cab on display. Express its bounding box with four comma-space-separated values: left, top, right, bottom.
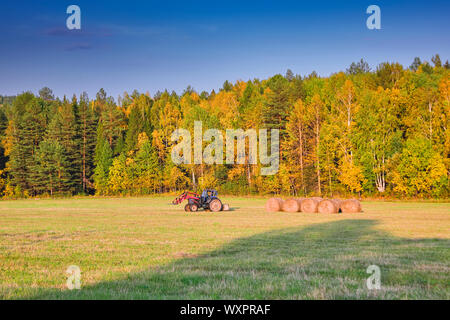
201, 189, 218, 204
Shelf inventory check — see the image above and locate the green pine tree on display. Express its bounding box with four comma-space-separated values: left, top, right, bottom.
78, 92, 97, 193
125, 94, 152, 152
100, 97, 124, 151
34, 139, 69, 195
46, 97, 82, 193
263, 74, 293, 132
133, 140, 160, 193
94, 137, 113, 195
7, 93, 47, 195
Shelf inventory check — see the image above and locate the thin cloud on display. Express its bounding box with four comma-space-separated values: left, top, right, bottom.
65, 43, 93, 51
101, 24, 170, 37
43, 26, 111, 37
44, 27, 82, 36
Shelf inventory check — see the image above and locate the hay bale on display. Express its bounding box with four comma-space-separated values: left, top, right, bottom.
300, 198, 321, 213
296, 198, 306, 212
318, 199, 341, 214
222, 204, 230, 211
281, 198, 302, 212
332, 199, 342, 212
265, 198, 284, 212
340, 199, 362, 213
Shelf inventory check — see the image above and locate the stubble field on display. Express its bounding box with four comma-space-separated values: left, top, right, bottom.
0, 197, 449, 299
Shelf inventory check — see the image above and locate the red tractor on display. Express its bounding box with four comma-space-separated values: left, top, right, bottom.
172, 189, 224, 212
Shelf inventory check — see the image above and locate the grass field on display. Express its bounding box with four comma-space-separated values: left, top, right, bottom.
0, 197, 449, 299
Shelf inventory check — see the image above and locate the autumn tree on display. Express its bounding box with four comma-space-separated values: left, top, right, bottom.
355, 87, 403, 193
286, 99, 310, 195
392, 138, 447, 197
1, 56, 449, 199
307, 93, 324, 195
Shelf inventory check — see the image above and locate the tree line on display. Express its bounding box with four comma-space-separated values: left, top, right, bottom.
0, 55, 448, 198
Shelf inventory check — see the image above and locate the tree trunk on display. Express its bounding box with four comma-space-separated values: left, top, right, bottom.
191, 167, 196, 189
429, 101, 433, 144
82, 115, 87, 193
315, 117, 321, 195
326, 148, 333, 197
298, 124, 305, 195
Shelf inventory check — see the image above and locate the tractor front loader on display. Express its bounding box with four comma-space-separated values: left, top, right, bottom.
172, 189, 228, 212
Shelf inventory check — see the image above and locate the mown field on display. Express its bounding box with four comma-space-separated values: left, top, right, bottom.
0, 197, 449, 299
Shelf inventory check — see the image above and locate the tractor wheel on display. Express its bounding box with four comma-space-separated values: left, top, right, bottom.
189, 204, 199, 212
184, 204, 191, 212
209, 199, 222, 212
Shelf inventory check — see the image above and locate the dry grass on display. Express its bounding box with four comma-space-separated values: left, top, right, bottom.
0, 197, 449, 299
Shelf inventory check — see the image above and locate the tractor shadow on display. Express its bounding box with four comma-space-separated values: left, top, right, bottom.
26, 219, 449, 299
201, 206, 239, 212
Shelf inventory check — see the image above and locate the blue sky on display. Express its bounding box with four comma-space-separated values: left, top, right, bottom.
0, 0, 449, 99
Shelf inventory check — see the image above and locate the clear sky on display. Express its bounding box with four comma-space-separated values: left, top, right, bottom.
0, 0, 449, 99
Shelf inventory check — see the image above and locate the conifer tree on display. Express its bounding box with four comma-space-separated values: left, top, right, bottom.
46, 97, 82, 193
100, 97, 124, 151
7, 93, 47, 195
133, 138, 160, 193
93, 131, 113, 195
262, 74, 292, 132
78, 92, 97, 193
0, 107, 7, 172
34, 139, 69, 195
125, 94, 152, 152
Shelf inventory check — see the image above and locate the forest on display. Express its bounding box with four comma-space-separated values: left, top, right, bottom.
0, 55, 448, 199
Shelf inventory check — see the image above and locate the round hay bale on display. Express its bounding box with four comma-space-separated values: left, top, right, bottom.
265, 198, 284, 212
318, 199, 341, 214
340, 199, 362, 213
332, 199, 342, 212
281, 198, 302, 212
295, 198, 306, 212
222, 204, 230, 211
300, 198, 321, 213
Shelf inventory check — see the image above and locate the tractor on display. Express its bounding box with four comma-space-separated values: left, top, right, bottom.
172, 189, 224, 212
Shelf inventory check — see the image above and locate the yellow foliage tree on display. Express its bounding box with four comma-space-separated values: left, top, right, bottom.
338, 158, 366, 194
